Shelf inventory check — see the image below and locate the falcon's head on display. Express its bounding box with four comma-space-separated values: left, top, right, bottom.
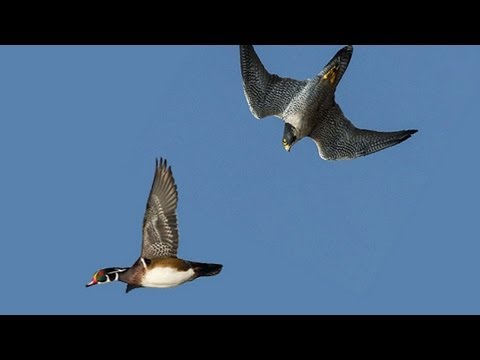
282, 123, 299, 152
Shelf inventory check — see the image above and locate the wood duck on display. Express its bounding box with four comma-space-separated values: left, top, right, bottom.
86, 158, 222, 293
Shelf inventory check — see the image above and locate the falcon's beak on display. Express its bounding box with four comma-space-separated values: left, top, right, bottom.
284, 144, 291, 152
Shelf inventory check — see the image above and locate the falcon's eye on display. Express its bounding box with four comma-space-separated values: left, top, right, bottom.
282, 138, 288, 146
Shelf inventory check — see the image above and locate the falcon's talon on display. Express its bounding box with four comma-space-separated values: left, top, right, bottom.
323, 66, 338, 85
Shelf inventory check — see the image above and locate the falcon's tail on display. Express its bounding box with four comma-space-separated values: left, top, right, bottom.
319, 45, 353, 89
190, 262, 223, 277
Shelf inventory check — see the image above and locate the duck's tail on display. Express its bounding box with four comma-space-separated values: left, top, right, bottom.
190, 262, 223, 277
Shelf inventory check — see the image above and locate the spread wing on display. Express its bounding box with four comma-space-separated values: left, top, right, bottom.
310, 103, 418, 160
141, 158, 179, 259
240, 45, 307, 119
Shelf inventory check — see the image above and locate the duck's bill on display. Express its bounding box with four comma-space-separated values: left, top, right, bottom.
85, 280, 97, 287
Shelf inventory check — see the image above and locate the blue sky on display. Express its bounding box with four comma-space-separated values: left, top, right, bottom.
1, 45, 479, 314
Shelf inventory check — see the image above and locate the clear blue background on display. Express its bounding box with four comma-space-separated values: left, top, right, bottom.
1, 45, 478, 314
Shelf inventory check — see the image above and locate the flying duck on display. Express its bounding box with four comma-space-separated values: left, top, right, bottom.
86, 158, 222, 293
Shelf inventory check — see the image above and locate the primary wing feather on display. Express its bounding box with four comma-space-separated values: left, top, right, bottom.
240, 45, 307, 119
141, 158, 179, 259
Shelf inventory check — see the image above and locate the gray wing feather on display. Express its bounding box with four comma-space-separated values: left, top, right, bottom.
141, 158, 179, 259
240, 45, 307, 119
310, 103, 418, 160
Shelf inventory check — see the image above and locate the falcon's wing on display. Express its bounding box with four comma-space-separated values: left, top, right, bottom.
310, 103, 418, 160
240, 45, 307, 119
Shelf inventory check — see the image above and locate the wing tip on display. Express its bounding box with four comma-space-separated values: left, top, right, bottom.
153, 157, 176, 196
155, 157, 171, 172
401, 129, 418, 142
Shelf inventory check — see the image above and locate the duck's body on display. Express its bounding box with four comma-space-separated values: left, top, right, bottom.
140, 260, 195, 288
86, 158, 222, 293
117, 257, 221, 291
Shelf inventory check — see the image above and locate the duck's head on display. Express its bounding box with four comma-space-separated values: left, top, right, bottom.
86, 267, 127, 287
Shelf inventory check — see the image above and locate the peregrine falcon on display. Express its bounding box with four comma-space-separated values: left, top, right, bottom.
239, 45, 418, 160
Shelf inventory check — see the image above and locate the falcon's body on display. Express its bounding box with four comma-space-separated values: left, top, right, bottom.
86, 158, 222, 293
240, 45, 418, 160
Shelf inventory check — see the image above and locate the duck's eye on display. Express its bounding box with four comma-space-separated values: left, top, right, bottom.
95, 271, 107, 282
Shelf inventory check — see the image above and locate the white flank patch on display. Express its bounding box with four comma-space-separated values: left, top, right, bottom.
143, 267, 195, 288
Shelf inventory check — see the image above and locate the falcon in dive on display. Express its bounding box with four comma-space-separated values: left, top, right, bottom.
239, 45, 417, 160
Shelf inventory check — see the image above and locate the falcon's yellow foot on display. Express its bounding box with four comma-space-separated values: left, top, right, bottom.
322, 65, 338, 85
